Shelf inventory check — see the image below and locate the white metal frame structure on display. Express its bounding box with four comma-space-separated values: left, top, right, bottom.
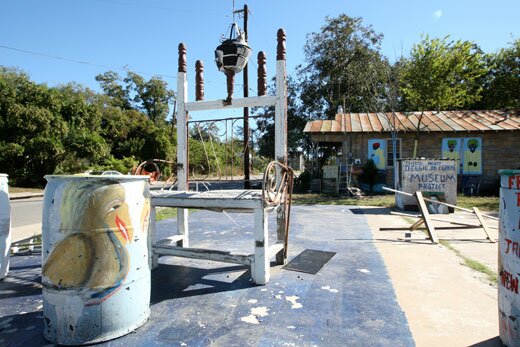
149, 29, 288, 285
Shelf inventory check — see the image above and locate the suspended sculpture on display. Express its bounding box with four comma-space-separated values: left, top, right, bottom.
215, 22, 252, 103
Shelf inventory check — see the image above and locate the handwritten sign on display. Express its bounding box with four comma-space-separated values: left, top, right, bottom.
397, 159, 457, 210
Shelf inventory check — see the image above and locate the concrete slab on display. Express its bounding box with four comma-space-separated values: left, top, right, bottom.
0, 206, 414, 346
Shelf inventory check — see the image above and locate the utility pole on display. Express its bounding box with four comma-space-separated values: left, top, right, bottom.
234, 4, 250, 188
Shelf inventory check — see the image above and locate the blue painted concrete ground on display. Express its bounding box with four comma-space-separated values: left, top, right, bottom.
0, 205, 414, 346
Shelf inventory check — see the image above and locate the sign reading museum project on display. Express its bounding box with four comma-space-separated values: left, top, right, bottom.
397, 159, 457, 210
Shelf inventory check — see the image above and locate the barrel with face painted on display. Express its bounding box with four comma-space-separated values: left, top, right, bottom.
498, 170, 520, 347
42, 175, 151, 345
0, 174, 10, 279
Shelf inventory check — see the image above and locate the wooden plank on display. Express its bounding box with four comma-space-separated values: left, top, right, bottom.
427, 111, 454, 132
395, 112, 415, 131
252, 207, 269, 285
185, 95, 277, 112
344, 114, 352, 132
153, 245, 253, 265
155, 235, 186, 246
330, 120, 341, 132
415, 191, 439, 243
446, 110, 479, 131
275, 59, 287, 163
321, 120, 333, 132
276, 205, 286, 265
473, 207, 496, 243
149, 206, 158, 269
410, 218, 425, 230
419, 111, 442, 131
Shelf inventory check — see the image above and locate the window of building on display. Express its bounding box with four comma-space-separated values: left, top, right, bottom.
386, 138, 401, 167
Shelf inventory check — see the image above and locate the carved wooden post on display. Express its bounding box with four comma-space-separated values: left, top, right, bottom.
225, 70, 235, 104
274, 29, 288, 265
176, 42, 189, 247
195, 60, 204, 101
257, 51, 267, 96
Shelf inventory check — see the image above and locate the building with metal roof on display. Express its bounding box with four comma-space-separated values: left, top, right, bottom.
303, 110, 520, 194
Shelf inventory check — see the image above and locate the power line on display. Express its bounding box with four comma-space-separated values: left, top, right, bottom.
0, 44, 176, 80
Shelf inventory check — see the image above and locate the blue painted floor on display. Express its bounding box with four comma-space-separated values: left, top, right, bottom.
0, 205, 414, 346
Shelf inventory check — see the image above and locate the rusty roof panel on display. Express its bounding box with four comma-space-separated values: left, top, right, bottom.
368, 113, 383, 132
310, 120, 323, 133
331, 119, 341, 132
351, 113, 362, 132
393, 113, 413, 131
485, 110, 520, 130
446, 111, 480, 131
419, 111, 442, 131
426, 112, 453, 131
438, 111, 465, 131
460, 111, 492, 131
344, 114, 352, 132
321, 120, 333, 132
359, 113, 373, 132
303, 110, 520, 134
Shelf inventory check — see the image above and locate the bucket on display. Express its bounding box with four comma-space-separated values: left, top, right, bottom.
0, 174, 10, 279
42, 175, 151, 345
499, 170, 520, 346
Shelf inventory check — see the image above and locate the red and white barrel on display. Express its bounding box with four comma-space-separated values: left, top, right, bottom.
499, 170, 520, 346
42, 175, 151, 345
0, 174, 10, 279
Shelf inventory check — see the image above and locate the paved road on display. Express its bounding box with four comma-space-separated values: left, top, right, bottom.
10, 197, 43, 228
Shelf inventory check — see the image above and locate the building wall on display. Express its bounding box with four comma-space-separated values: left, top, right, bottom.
312, 131, 520, 193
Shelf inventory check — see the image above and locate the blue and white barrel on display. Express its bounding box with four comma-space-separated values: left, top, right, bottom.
0, 174, 10, 279
42, 175, 151, 345
499, 170, 520, 346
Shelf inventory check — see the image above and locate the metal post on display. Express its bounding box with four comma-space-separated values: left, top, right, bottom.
235, 4, 250, 188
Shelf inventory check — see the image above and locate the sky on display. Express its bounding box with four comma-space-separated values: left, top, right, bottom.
1, 0, 518, 122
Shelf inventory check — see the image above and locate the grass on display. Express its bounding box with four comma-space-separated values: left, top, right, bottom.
292, 193, 394, 207
440, 240, 498, 286
10, 187, 44, 194
456, 195, 499, 212
155, 207, 178, 221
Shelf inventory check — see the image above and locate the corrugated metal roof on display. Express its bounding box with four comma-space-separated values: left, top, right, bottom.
303, 110, 520, 134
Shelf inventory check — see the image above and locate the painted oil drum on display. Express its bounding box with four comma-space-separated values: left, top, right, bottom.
499, 170, 520, 346
42, 175, 151, 345
0, 174, 10, 279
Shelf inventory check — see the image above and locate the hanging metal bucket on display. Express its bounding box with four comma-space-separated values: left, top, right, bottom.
0, 174, 10, 280
42, 175, 151, 345
499, 170, 520, 346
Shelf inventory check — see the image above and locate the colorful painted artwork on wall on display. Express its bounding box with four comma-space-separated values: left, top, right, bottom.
441, 138, 462, 173
368, 139, 386, 170
462, 137, 482, 175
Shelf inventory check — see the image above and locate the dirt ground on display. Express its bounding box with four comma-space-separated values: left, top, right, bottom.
364, 207, 501, 346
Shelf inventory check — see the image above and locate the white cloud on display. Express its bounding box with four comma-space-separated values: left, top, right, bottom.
433, 10, 443, 19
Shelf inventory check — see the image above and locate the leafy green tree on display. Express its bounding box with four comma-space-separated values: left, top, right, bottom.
255, 77, 309, 158
477, 39, 520, 109
399, 36, 488, 156
298, 14, 390, 118
400, 36, 488, 111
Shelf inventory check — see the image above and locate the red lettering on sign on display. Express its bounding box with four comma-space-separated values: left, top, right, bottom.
509, 176, 520, 189
501, 270, 519, 294
506, 238, 512, 253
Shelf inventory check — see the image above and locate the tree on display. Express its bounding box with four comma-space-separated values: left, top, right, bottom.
477, 39, 520, 109
298, 14, 390, 119
255, 77, 309, 158
96, 70, 175, 124
400, 35, 488, 111
399, 36, 488, 156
